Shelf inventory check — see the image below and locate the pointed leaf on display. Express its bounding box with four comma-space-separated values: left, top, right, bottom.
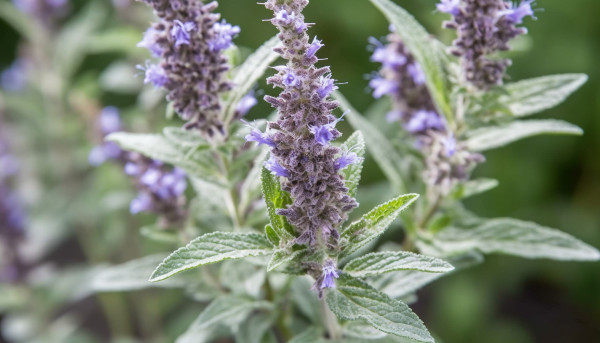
261, 167, 295, 243
502, 74, 588, 116
367, 0, 451, 120
339, 131, 366, 198
223, 36, 280, 123
465, 119, 583, 152
453, 178, 499, 199
434, 218, 600, 261
326, 274, 433, 342
335, 91, 407, 193
340, 194, 419, 258
150, 232, 273, 282
344, 251, 454, 278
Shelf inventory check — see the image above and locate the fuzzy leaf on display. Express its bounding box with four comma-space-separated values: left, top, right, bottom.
335, 91, 407, 193
344, 251, 454, 278
267, 249, 306, 273
223, 36, 280, 123
326, 274, 433, 342
433, 218, 600, 261
502, 74, 588, 116
162, 126, 209, 150
454, 178, 499, 199
367, 0, 451, 121
340, 194, 419, 258
150, 232, 273, 282
261, 167, 295, 243
339, 131, 366, 198
465, 119, 583, 152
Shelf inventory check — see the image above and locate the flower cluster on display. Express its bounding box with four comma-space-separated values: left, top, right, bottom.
88, 107, 188, 226
137, 0, 240, 139
370, 33, 484, 195
0, 128, 26, 283
252, 0, 359, 250
438, 0, 535, 89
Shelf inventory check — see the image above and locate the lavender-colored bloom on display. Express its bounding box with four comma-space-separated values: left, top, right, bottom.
407, 63, 426, 85
99, 106, 121, 134
138, 0, 239, 138
335, 151, 361, 170
124, 162, 139, 176
89, 107, 126, 166
263, 0, 358, 247
404, 110, 445, 133
441, 0, 534, 88
130, 193, 152, 214
140, 63, 168, 88
264, 155, 289, 178
436, 0, 461, 16
1, 59, 27, 92
369, 77, 398, 98
138, 27, 163, 57
208, 20, 240, 52
320, 260, 339, 288
171, 20, 195, 47
235, 91, 258, 118
442, 135, 457, 157
245, 125, 275, 148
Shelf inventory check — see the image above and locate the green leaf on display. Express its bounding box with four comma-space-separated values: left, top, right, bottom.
90, 254, 185, 292
177, 296, 272, 343
343, 251, 454, 278
150, 232, 273, 282
107, 132, 221, 185
0, 2, 34, 41
453, 178, 499, 200
339, 131, 366, 198
267, 248, 307, 273
234, 312, 276, 343
223, 36, 280, 123
433, 218, 600, 261
261, 167, 295, 243
502, 74, 588, 117
326, 274, 433, 342
367, 0, 451, 122
340, 194, 419, 259
162, 126, 209, 150
99, 62, 141, 93
465, 119, 583, 152
335, 91, 407, 193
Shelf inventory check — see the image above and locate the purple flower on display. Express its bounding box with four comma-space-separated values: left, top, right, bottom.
124, 162, 139, 176
370, 77, 398, 98
502, 0, 535, 24
275, 9, 295, 26
386, 110, 404, 122
138, 27, 164, 57
442, 135, 457, 157
283, 69, 302, 88
335, 151, 361, 170
130, 193, 152, 214
306, 37, 324, 58
1, 59, 27, 92
309, 113, 345, 146
316, 74, 337, 99
320, 260, 339, 289
235, 91, 258, 117
244, 125, 275, 148
208, 20, 240, 52
171, 20, 195, 47
404, 110, 445, 133
436, 0, 461, 16
407, 63, 426, 85
139, 63, 168, 88
99, 106, 121, 134
370, 42, 407, 69
264, 155, 289, 177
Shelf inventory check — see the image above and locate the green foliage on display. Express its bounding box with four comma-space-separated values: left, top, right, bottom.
343, 251, 454, 278
340, 193, 419, 258
261, 167, 295, 244
339, 131, 366, 198
326, 274, 434, 342
150, 232, 273, 282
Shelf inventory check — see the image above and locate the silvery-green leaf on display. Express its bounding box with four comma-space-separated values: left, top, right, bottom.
107, 132, 222, 185
91, 254, 186, 292
433, 218, 600, 261
326, 274, 433, 342
371, 251, 484, 299
220, 260, 266, 297
267, 248, 306, 273
343, 320, 388, 340
99, 62, 141, 93
335, 91, 407, 193
162, 126, 209, 150
223, 36, 280, 123
367, 0, 452, 121
85, 27, 143, 55
340, 194, 419, 259
343, 251, 454, 278
261, 167, 295, 244
453, 178, 499, 200
465, 119, 582, 152
339, 131, 366, 198
234, 312, 276, 343
0, 2, 34, 41
291, 277, 323, 325
150, 232, 273, 282
139, 225, 179, 244
502, 74, 588, 116
288, 327, 324, 343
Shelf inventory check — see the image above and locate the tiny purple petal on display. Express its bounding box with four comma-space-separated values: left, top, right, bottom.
436, 0, 461, 16
407, 63, 426, 85
335, 151, 361, 170
320, 260, 339, 289
275, 10, 294, 25
235, 92, 258, 117
442, 135, 457, 157
404, 110, 445, 133
306, 37, 324, 58
141, 168, 161, 186
502, 0, 535, 24
209, 20, 240, 51
264, 155, 289, 177
283, 70, 302, 88
369, 77, 398, 98
171, 20, 195, 47
371, 47, 407, 69
317, 74, 337, 99
130, 193, 152, 214
137, 27, 163, 57
99, 106, 121, 134
124, 162, 139, 176
140, 63, 168, 88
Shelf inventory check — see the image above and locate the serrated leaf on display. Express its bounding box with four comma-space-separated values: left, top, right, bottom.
502, 74, 588, 116
367, 0, 451, 121
261, 167, 295, 243
107, 132, 222, 185
343, 251, 454, 278
340, 194, 419, 258
433, 218, 600, 261
90, 254, 185, 292
223, 36, 280, 123
339, 131, 366, 198
326, 274, 433, 342
150, 232, 273, 282
335, 91, 407, 193
177, 296, 272, 343
267, 248, 306, 273
465, 119, 583, 152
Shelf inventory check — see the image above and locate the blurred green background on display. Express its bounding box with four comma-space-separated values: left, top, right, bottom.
1, 0, 599, 342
